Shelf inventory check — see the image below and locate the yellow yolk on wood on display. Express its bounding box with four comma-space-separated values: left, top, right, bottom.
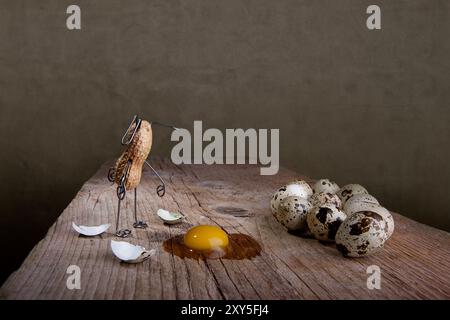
183, 225, 229, 252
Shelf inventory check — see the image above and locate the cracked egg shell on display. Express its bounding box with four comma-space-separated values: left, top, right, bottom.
309, 192, 342, 208
306, 204, 347, 242
344, 202, 394, 239
312, 179, 340, 194
111, 240, 155, 263
270, 181, 312, 214
337, 184, 368, 206
275, 196, 312, 231
335, 211, 388, 257
72, 222, 110, 236
157, 208, 184, 225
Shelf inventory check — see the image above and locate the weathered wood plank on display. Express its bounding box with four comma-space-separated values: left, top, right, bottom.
1, 158, 449, 299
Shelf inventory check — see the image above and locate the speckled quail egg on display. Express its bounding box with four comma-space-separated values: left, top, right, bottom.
335, 211, 388, 257
306, 204, 347, 242
312, 179, 340, 194
288, 180, 313, 198
309, 192, 342, 208
343, 202, 394, 239
343, 194, 379, 213
275, 196, 312, 231
270, 181, 312, 214
337, 184, 368, 206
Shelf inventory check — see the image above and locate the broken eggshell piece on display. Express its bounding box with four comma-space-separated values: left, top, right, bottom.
111, 240, 155, 263
72, 222, 110, 236
157, 208, 184, 224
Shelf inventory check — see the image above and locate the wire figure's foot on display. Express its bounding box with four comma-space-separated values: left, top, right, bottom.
116, 229, 132, 238
133, 221, 148, 229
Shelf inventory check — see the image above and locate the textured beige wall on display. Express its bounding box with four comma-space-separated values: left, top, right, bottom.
0, 0, 449, 282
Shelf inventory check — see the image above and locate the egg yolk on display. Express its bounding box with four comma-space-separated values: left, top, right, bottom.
183, 225, 229, 252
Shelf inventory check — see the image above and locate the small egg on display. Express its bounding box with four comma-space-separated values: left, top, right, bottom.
343, 202, 394, 239
335, 211, 388, 257
307, 204, 347, 242
309, 192, 342, 208
275, 196, 312, 231
337, 184, 368, 206
184, 225, 229, 252
288, 180, 314, 198
270, 180, 312, 215
312, 179, 340, 194
343, 194, 379, 213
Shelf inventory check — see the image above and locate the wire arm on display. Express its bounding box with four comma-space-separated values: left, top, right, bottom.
144, 160, 166, 197
151, 121, 179, 130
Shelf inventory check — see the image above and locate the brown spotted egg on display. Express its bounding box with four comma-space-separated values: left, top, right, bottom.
312, 179, 340, 194
270, 181, 312, 215
306, 204, 347, 242
335, 211, 388, 257
343, 202, 394, 239
275, 196, 312, 231
337, 184, 368, 206
309, 192, 342, 208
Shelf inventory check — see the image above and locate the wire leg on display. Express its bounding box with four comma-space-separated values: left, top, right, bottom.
134, 188, 137, 222
133, 187, 148, 229
116, 197, 121, 231
115, 197, 131, 238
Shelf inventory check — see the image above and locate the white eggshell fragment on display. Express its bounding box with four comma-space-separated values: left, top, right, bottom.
337, 184, 369, 206
306, 205, 347, 242
270, 181, 312, 215
312, 179, 340, 194
111, 240, 155, 263
72, 222, 110, 236
309, 192, 342, 208
157, 209, 184, 225
275, 196, 312, 231
335, 211, 388, 257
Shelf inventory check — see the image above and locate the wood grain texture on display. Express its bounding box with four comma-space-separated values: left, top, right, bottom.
2, 158, 449, 299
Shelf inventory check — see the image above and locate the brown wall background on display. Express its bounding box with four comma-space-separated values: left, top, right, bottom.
0, 0, 449, 284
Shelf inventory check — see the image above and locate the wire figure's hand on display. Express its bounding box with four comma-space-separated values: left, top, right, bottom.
107, 167, 116, 182
116, 160, 132, 200
145, 160, 166, 198
157, 184, 165, 197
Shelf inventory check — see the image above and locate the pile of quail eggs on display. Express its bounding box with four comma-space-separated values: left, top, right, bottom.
270, 179, 394, 257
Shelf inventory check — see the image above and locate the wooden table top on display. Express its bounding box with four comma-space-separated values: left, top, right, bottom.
2, 158, 449, 299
